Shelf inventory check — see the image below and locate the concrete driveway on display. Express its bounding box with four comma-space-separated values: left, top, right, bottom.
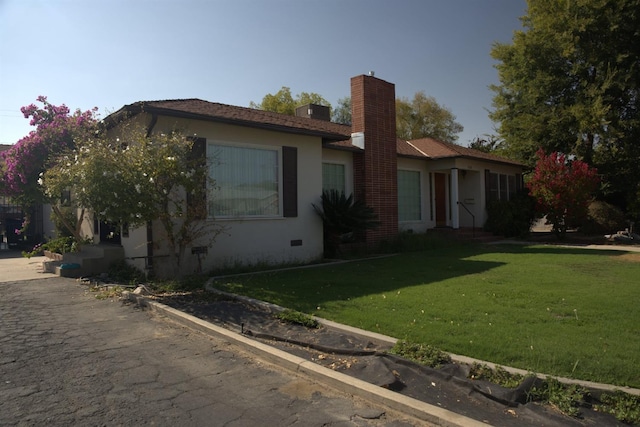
0, 251, 55, 283
0, 257, 422, 427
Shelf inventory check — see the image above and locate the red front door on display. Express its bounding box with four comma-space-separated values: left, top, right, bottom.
435, 173, 447, 227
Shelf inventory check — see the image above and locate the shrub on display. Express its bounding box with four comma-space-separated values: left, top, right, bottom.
275, 309, 319, 328
312, 190, 379, 258
107, 260, 146, 285
594, 391, 640, 425
527, 149, 599, 239
580, 200, 628, 234
22, 236, 76, 258
391, 340, 452, 368
484, 190, 537, 238
468, 363, 524, 388
527, 378, 588, 417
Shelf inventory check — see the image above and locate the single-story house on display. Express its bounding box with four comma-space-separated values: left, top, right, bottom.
97, 74, 523, 277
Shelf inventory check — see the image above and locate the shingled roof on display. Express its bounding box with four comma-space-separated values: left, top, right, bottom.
405, 137, 523, 166
107, 98, 521, 167
107, 99, 351, 142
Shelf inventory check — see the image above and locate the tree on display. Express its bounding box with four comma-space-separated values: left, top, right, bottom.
250, 87, 332, 116
327, 93, 463, 141
43, 125, 225, 274
468, 135, 505, 154
527, 149, 600, 239
490, 0, 640, 219
332, 96, 351, 125
0, 96, 98, 237
396, 92, 463, 142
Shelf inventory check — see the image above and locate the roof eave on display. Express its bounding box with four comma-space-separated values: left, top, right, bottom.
109, 104, 348, 141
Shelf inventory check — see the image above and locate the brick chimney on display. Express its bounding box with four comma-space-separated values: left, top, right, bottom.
351, 74, 398, 245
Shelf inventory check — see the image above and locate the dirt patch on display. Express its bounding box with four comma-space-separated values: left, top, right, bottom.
616, 253, 640, 263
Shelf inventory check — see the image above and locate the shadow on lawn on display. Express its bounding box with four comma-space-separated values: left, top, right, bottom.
212, 241, 632, 313
213, 252, 504, 312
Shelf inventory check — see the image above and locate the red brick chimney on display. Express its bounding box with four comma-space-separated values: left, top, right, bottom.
351, 74, 398, 245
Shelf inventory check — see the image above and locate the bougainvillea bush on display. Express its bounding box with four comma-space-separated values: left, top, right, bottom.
527, 149, 600, 239
0, 97, 98, 236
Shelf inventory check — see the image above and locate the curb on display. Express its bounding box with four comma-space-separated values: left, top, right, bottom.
123, 291, 487, 427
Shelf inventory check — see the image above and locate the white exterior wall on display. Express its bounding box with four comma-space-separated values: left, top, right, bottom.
397, 157, 432, 233
121, 116, 325, 277
121, 225, 150, 274
321, 149, 354, 196
431, 158, 523, 228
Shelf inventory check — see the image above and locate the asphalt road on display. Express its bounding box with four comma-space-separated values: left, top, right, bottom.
0, 253, 420, 427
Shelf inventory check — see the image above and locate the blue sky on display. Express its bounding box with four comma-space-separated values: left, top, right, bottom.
0, 0, 527, 146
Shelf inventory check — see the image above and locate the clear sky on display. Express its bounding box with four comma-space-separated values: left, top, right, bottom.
0, 0, 527, 146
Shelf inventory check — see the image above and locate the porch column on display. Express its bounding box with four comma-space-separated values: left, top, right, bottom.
451, 168, 460, 229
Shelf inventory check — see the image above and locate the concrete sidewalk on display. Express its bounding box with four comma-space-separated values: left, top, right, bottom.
0, 251, 55, 283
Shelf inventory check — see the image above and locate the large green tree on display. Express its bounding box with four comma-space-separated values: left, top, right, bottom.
396, 92, 463, 142
490, 0, 640, 218
332, 96, 351, 125
250, 87, 332, 116
327, 93, 463, 142
44, 125, 224, 273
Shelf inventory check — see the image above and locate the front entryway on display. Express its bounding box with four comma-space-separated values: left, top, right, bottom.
434, 173, 447, 226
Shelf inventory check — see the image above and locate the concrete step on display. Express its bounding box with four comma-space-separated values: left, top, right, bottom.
54, 244, 125, 277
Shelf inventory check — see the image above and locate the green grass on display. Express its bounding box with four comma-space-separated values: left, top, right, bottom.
212, 242, 640, 388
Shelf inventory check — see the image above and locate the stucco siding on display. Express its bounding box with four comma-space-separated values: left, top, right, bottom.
128, 116, 325, 276
397, 157, 431, 232
321, 148, 354, 196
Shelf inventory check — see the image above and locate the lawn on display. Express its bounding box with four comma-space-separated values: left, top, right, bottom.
213, 241, 640, 388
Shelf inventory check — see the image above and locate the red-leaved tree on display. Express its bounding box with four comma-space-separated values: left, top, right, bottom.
0, 97, 98, 238
527, 149, 600, 239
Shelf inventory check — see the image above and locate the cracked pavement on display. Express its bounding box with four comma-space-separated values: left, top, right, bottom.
0, 261, 421, 426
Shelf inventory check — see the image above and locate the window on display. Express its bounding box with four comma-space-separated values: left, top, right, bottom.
398, 170, 421, 221
508, 175, 517, 199
322, 163, 346, 194
499, 174, 508, 201
486, 171, 518, 202
487, 172, 499, 201
208, 144, 280, 217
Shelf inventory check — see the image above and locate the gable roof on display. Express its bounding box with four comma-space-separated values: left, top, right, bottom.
106, 99, 351, 142
106, 98, 522, 167
404, 137, 523, 166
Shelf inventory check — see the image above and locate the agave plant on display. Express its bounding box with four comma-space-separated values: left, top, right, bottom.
312, 190, 379, 257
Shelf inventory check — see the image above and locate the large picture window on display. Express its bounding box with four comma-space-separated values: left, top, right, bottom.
208, 144, 280, 217
398, 170, 421, 222
322, 163, 346, 194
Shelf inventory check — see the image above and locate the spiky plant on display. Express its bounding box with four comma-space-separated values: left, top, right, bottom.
312, 190, 379, 257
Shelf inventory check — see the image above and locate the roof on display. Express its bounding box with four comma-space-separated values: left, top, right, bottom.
329, 137, 523, 167
107, 99, 351, 142
406, 137, 524, 166
106, 98, 521, 167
